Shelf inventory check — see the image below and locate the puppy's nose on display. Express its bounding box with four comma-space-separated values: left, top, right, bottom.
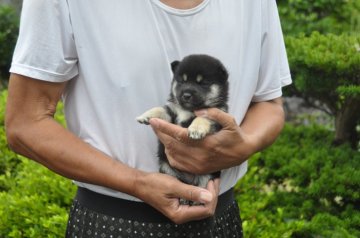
181, 92, 192, 102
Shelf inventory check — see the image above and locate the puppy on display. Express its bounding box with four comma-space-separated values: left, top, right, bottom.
137, 54, 229, 204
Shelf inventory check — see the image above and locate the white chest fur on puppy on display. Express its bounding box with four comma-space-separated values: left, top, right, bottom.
137, 54, 229, 205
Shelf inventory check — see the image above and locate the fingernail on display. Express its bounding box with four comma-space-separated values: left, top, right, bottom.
200, 191, 213, 203
195, 109, 208, 117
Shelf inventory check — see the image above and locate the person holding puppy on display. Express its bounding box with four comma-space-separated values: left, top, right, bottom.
5, 0, 291, 237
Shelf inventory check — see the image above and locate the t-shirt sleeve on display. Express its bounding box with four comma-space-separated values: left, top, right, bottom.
10, 0, 78, 82
252, 0, 292, 102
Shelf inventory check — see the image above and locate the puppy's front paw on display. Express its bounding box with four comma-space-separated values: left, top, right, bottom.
188, 117, 212, 140
136, 115, 151, 125
188, 125, 209, 140
136, 107, 169, 125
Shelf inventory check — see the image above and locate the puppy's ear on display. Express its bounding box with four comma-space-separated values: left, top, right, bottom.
171, 60, 180, 73
218, 64, 229, 80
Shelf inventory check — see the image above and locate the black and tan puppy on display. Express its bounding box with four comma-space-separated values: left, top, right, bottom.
137, 54, 229, 204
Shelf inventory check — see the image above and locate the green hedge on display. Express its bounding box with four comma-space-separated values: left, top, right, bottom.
0, 5, 19, 86
278, 0, 360, 35
0, 90, 76, 237
236, 124, 360, 237
1, 88, 359, 237
0, 160, 76, 237
285, 32, 360, 146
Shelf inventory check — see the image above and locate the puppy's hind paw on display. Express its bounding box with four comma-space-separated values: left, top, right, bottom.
179, 198, 191, 205
179, 198, 203, 206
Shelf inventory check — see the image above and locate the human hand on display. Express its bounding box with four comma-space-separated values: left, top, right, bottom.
149, 108, 255, 174
134, 171, 220, 224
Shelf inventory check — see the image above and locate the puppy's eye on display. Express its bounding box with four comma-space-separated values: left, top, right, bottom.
183, 74, 188, 82
196, 74, 210, 85
175, 75, 183, 83
196, 75, 203, 83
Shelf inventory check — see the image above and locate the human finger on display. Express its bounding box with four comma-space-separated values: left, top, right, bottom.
171, 203, 214, 224
195, 108, 238, 129
149, 118, 190, 143
136, 173, 215, 224
170, 183, 217, 223
175, 183, 214, 204
210, 178, 220, 195
206, 178, 220, 210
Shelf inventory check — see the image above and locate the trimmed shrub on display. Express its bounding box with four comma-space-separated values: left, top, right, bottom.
0, 90, 21, 191
278, 0, 360, 35
0, 159, 76, 237
0, 90, 76, 237
236, 124, 360, 237
285, 32, 360, 146
0, 5, 19, 86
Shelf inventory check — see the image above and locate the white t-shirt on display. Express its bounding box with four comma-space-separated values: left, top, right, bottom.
11, 0, 291, 201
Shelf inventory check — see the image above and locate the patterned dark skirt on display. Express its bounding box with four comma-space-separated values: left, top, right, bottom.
66, 187, 243, 238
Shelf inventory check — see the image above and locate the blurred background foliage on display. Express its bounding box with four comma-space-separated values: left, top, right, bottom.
278, 0, 360, 148
0, 0, 359, 237
0, 4, 18, 88
277, 0, 360, 35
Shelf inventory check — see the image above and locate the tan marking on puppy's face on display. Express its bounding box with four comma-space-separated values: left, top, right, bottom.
196, 74, 203, 83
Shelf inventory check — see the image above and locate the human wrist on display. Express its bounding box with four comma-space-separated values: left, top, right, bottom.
131, 169, 150, 200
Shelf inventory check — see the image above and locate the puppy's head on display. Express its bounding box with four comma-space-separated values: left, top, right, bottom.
170, 54, 229, 111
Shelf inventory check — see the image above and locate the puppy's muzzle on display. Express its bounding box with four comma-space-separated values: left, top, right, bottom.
181, 92, 193, 102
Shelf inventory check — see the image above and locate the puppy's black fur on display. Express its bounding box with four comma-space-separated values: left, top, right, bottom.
137, 54, 229, 204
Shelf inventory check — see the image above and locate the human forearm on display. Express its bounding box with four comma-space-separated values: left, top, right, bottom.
239, 97, 285, 155
5, 74, 139, 195
195, 97, 286, 167
6, 74, 218, 224
149, 97, 285, 174
6, 118, 218, 223
6, 116, 139, 195
6, 112, 142, 198
195, 98, 285, 169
